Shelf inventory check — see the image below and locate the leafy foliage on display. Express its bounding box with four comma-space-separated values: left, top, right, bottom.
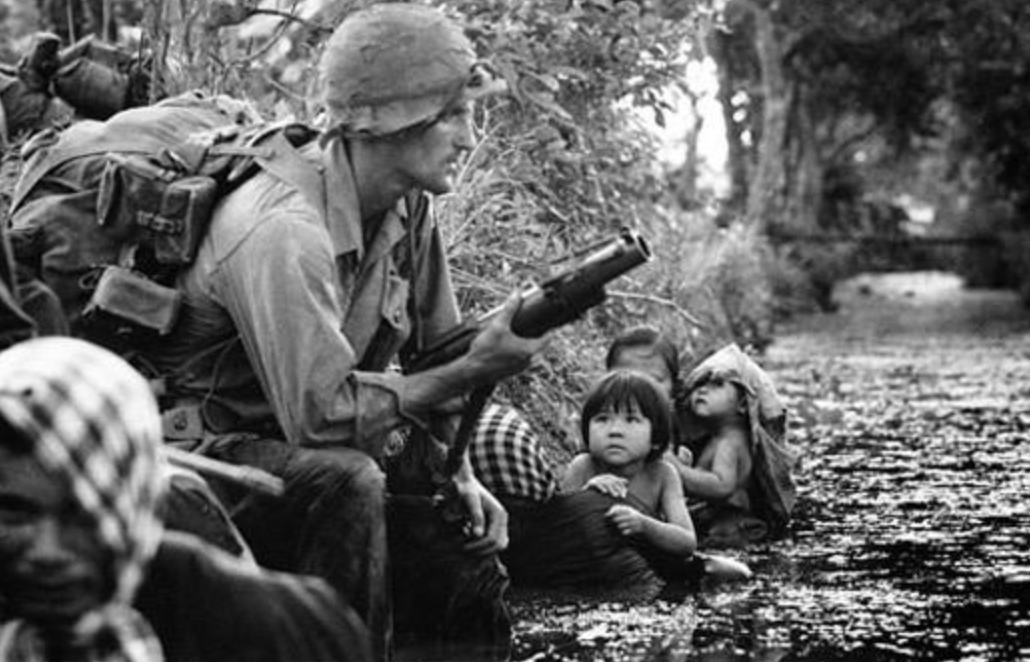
432, 0, 726, 445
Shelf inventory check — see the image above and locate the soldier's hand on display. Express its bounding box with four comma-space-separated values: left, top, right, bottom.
453, 471, 509, 556
465, 290, 547, 383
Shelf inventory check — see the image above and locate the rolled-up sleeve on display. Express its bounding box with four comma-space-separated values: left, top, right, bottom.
212, 213, 408, 452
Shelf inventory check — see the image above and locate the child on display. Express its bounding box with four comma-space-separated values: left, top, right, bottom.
675, 344, 798, 548
604, 325, 697, 464
561, 369, 697, 557
604, 325, 685, 404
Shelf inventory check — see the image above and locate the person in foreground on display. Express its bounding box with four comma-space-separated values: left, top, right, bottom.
0, 336, 371, 662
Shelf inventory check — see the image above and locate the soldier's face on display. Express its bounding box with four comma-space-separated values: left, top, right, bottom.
395, 100, 476, 194
0, 447, 110, 628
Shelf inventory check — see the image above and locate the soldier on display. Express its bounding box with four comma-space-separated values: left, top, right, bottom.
133, 4, 547, 659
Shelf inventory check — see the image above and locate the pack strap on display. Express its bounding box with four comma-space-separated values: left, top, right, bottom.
251, 131, 326, 218
11, 124, 277, 213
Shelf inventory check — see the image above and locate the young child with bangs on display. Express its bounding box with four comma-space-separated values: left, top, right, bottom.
561, 369, 697, 557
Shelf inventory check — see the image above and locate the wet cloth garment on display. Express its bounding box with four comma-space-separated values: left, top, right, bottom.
682, 343, 798, 538
501, 489, 702, 596
200, 433, 389, 660
471, 404, 558, 503
387, 494, 512, 660
159, 465, 255, 562
135, 531, 371, 662
688, 500, 769, 549
0, 337, 166, 662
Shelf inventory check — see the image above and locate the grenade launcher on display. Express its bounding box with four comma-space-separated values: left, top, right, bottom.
406, 227, 653, 375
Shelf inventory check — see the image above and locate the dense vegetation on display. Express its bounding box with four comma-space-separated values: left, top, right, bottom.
4, 0, 1030, 452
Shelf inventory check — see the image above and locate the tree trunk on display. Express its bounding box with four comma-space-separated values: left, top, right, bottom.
677, 90, 701, 207
709, 29, 749, 209
743, 0, 789, 232
782, 83, 822, 235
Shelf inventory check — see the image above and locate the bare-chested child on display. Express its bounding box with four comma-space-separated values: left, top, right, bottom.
679, 369, 753, 513
673, 344, 798, 547
562, 369, 696, 556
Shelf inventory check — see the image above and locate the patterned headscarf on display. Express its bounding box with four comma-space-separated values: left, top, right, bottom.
0, 337, 166, 662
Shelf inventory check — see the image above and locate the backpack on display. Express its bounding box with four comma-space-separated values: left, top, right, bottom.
7, 91, 320, 346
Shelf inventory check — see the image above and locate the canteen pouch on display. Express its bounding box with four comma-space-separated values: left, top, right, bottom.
83, 265, 182, 334
97, 152, 219, 265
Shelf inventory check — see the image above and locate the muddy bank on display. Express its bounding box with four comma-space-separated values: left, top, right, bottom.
510, 272, 1030, 662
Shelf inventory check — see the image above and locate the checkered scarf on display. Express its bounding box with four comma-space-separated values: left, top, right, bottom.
471, 404, 557, 503
0, 337, 166, 662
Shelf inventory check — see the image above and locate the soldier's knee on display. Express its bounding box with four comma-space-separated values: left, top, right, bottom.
347, 451, 386, 496
304, 447, 385, 501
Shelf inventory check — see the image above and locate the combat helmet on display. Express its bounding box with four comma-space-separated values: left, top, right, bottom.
320, 2, 504, 138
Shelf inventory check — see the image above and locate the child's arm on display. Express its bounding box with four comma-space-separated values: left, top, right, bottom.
663, 445, 693, 477
672, 429, 749, 501
606, 462, 696, 556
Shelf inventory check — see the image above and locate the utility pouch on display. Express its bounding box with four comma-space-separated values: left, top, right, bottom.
97, 152, 218, 265
83, 265, 182, 334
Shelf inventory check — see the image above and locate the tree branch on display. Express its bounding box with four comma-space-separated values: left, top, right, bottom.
607, 290, 707, 329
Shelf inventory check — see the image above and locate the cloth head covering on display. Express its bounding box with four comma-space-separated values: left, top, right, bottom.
683, 343, 786, 439
0, 337, 166, 662
471, 404, 557, 503
683, 343, 797, 531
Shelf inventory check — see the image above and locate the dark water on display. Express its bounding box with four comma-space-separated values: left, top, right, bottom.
510, 273, 1030, 662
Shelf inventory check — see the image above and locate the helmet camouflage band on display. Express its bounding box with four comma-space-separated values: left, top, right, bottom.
320, 2, 505, 138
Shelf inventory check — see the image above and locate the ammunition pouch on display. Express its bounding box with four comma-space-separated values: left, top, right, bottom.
82, 265, 181, 335
98, 152, 218, 266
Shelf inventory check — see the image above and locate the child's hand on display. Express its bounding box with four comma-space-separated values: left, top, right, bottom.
663, 446, 693, 469
584, 474, 628, 498
606, 504, 645, 537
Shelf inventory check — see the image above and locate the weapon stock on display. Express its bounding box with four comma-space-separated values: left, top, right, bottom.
162, 446, 285, 497
406, 228, 652, 375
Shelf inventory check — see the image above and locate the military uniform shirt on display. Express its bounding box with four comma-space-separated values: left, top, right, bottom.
147, 138, 461, 454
